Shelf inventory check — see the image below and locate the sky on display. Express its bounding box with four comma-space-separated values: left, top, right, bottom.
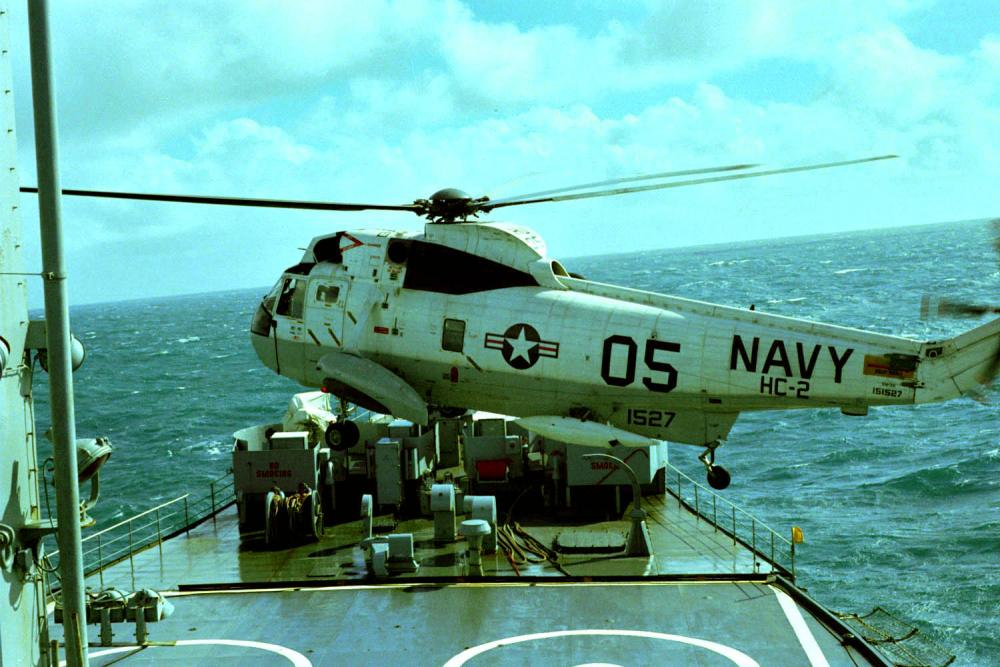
7, 1, 999, 305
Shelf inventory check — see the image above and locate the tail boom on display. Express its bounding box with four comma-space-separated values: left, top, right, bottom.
915, 318, 1000, 402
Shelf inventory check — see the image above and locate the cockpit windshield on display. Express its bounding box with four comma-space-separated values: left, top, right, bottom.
275, 277, 307, 319
250, 281, 282, 336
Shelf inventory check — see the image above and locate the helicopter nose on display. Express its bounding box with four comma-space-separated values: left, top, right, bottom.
250, 301, 277, 371
250, 329, 277, 372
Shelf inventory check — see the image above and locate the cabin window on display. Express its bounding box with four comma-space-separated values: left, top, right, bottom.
316, 284, 341, 305
442, 318, 466, 352
276, 278, 307, 319
402, 240, 538, 294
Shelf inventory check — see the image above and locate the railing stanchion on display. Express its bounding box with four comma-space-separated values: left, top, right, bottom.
712, 495, 717, 530
127, 521, 136, 591
210, 481, 217, 526
97, 534, 104, 589
770, 531, 775, 570
751, 519, 757, 571
731, 506, 737, 545
155, 507, 163, 558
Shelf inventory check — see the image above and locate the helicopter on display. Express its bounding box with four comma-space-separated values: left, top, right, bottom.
22, 155, 1000, 490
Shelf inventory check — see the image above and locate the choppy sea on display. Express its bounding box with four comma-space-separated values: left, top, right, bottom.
34, 219, 998, 664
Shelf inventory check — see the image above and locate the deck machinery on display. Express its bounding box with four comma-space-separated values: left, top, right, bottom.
232, 392, 669, 549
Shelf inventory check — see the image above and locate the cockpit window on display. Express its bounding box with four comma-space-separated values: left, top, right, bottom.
402, 241, 538, 294
276, 278, 307, 319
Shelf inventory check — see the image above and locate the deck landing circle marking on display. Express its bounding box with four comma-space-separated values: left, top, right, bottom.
62, 639, 311, 666
442, 629, 759, 667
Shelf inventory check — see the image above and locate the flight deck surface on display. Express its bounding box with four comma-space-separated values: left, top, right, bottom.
88, 493, 770, 590
62, 489, 888, 666
70, 581, 867, 666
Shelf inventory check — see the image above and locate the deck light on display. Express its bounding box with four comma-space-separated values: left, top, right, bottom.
77, 437, 112, 527
37, 332, 86, 372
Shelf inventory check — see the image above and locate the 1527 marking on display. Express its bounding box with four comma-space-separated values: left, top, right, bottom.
626, 408, 676, 427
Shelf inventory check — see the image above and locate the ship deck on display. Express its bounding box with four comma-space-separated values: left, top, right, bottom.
51, 486, 889, 666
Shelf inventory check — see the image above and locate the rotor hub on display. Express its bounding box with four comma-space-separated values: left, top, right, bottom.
416, 188, 488, 223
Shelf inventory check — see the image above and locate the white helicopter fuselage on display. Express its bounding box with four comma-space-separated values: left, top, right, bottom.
250, 222, 999, 448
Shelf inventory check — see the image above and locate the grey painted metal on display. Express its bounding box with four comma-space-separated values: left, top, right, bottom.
26, 2, 88, 664
0, 4, 48, 664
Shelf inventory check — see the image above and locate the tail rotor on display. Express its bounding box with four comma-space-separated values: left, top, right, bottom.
920, 219, 1000, 402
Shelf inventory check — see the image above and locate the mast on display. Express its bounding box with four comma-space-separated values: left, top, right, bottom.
26, 1, 89, 664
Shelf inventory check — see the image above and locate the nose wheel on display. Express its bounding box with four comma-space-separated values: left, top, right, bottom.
698, 441, 731, 490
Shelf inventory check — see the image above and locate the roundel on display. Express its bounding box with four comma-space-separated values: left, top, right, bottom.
484, 323, 560, 370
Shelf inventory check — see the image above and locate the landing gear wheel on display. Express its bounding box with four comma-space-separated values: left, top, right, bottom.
706, 465, 731, 490
325, 420, 359, 450
698, 440, 731, 490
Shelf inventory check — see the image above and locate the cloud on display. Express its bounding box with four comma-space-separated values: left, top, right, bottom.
10, 1, 999, 306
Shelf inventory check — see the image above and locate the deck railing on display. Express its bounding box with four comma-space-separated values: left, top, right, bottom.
46, 471, 235, 593
663, 461, 797, 578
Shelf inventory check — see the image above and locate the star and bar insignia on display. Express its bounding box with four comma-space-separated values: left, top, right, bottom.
484, 323, 559, 370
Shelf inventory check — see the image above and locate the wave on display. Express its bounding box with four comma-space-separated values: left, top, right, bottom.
862, 458, 995, 498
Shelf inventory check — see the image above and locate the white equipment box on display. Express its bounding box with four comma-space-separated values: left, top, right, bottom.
565, 442, 667, 486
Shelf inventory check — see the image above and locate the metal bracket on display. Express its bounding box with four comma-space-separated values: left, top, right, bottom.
18, 517, 58, 545
25, 319, 47, 350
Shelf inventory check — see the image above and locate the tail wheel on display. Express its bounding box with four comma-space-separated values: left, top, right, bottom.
325, 420, 360, 450
707, 465, 731, 490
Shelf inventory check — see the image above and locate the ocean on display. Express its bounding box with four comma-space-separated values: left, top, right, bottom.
33, 218, 998, 664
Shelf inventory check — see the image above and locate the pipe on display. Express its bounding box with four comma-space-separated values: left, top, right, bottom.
26, 1, 89, 664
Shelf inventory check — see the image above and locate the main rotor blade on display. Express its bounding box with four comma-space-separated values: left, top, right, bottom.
18, 186, 422, 214
486, 162, 758, 206
483, 155, 898, 212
